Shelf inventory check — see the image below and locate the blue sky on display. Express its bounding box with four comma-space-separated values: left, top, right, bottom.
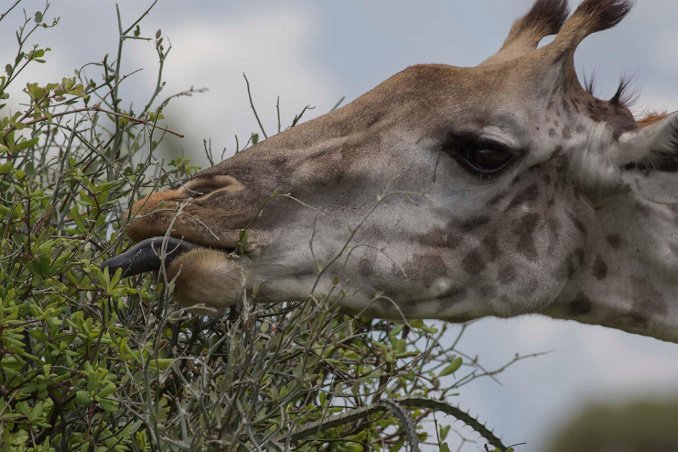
3, 1, 678, 450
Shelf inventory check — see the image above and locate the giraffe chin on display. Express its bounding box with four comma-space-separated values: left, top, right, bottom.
166, 248, 244, 314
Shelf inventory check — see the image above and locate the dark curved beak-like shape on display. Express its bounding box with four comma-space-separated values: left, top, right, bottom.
101, 236, 201, 277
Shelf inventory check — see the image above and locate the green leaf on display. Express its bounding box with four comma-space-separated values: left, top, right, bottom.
439, 424, 451, 441
29, 49, 45, 60
99, 398, 118, 412
25, 82, 46, 100
98, 382, 116, 398
75, 391, 92, 405
149, 358, 174, 370
34, 11, 43, 23
15, 137, 39, 152
439, 356, 463, 377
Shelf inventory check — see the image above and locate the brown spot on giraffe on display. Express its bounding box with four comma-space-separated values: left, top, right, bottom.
418, 227, 463, 249
481, 234, 502, 261
561, 98, 571, 115
606, 234, 622, 250
515, 213, 540, 261
486, 193, 505, 207
480, 285, 497, 299
357, 258, 374, 277
507, 184, 540, 210
402, 254, 449, 286
498, 264, 516, 285
567, 212, 588, 236
518, 278, 539, 297
459, 216, 491, 232
569, 293, 593, 316
462, 248, 486, 274
593, 255, 608, 280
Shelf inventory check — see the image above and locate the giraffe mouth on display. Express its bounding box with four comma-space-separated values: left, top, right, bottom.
101, 236, 232, 277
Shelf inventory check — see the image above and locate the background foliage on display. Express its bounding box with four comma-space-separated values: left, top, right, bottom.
545, 397, 678, 452
0, 2, 535, 450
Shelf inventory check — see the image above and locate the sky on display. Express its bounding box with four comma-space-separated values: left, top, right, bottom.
2, 1, 678, 450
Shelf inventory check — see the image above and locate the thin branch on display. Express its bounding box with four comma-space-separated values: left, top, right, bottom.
0, 0, 22, 23
329, 96, 345, 112
291, 104, 315, 127
122, 0, 158, 35
280, 397, 509, 451
243, 73, 267, 139
11, 103, 183, 138
276, 96, 281, 134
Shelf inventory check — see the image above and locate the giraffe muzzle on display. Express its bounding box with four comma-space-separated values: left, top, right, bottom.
101, 236, 205, 277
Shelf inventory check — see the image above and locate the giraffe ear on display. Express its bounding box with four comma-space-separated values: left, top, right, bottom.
617, 112, 678, 169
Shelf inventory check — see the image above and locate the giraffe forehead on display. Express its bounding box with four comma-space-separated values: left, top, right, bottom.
426, 64, 634, 148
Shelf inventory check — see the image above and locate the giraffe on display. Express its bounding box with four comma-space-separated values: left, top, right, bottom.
103, 0, 678, 342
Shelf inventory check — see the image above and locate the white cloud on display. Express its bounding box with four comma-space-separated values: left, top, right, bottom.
127, 5, 338, 164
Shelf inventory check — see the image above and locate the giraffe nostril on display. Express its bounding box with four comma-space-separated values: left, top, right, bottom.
182, 175, 245, 198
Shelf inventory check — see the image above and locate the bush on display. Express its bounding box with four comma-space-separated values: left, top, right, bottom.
0, 2, 527, 450
545, 397, 678, 452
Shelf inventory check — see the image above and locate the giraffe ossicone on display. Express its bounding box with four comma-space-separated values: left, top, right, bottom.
104, 0, 678, 343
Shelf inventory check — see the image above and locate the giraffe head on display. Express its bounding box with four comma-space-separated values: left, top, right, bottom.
104, 0, 678, 341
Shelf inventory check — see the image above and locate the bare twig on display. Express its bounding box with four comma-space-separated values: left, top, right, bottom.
291, 104, 315, 127
329, 96, 345, 112
0, 0, 22, 23
243, 72, 268, 139
6, 103, 184, 138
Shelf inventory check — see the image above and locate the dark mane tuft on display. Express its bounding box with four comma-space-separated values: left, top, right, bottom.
575, 0, 635, 34
610, 76, 636, 107
518, 0, 570, 37
583, 74, 636, 109
583, 72, 596, 96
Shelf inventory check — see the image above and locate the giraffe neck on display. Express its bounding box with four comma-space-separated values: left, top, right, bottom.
545, 172, 678, 342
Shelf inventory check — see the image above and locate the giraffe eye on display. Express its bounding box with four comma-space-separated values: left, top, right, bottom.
442, 136, 514, 176
440, 133, 515, 178
461, 146, 513, 173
